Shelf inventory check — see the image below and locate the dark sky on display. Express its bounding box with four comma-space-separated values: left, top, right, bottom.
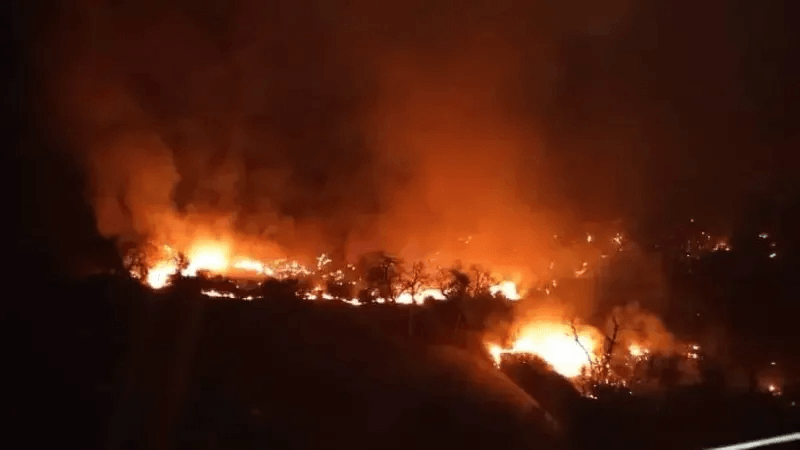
542, 1, 798, 226
8, 0, 800, 274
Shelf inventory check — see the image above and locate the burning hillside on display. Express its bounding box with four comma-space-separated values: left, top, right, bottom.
124, 238, 522, 303
33, 0, 732, 401
121, 227, 698, 390
36, 0, 634, 301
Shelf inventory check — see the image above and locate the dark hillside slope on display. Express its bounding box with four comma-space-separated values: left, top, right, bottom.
20, 275, 563, 450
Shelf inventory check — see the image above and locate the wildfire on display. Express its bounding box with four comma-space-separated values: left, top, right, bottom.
118, 223, 702, 399
395, 288, 447, 305
124, 233, 694, 397
765, 383, 783, 396
232, 258, 270, 275
489, 280, 521, 300
146, 261, 178, 289
628, 344, 645, 358
185, 241, 230, 275
201, 289, 237, 299
127, 240, 523, 307
488, 322, 601, 378
712, 239, 731, 252
130, 241, 314, 289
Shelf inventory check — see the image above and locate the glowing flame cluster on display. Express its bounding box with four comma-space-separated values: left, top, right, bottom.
127, 233, 641, 383
131, 242, 314, 290
127, 241, 522, 306
119, 222, 735, 398
488, 322, 601, 378
126, 234, 705, 394
489, 329, 697, 383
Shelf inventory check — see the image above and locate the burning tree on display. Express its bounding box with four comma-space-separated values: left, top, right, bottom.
400, 261, 429, 302
469, 265, 495, 297
444, 268, 471, 299
122, 241, 155, 281
569, 316, 627, 396
122, 242, 190, 290
361, 253, 402, 303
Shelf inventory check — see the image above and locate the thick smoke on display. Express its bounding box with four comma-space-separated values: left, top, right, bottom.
28, 0, 788, 280
33, 0, 640, 283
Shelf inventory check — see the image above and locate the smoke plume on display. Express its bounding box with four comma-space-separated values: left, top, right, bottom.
24, 0, 792, 281
31, 1, 645, 283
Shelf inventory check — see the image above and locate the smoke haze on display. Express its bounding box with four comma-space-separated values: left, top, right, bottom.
21, 0, 799, 276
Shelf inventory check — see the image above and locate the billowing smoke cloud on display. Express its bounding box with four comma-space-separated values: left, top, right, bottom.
31, 0, 638, 283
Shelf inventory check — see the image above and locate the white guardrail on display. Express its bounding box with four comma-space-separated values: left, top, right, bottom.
704, 432, 800, 450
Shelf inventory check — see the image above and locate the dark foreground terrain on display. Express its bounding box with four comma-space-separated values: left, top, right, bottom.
15, 274, 800, 450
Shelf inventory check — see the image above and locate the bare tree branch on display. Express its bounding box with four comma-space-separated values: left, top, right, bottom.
569, 319, 595, 370
400, 262, 428, 301
604, 316, 621, 363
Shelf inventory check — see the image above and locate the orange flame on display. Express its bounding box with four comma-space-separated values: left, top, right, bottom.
146, 261, 178, 289
628, 344, 644, 357
489, 280, 521, 300
131, 240, 524, 312
184, 241, 231, 275
488, 322, 601, 378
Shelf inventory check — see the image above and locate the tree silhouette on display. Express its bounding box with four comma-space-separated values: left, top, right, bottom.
445, 269, 471, 299
364, 254, 401, 302
400, 261, 429, 302
174, 252, 189, 273
122, 243, 152, 282
469, 265, 495, 297
357, 287, 375, 305
326, 280, 354, 301
261, 278, 302, 301
400, 261, 429, 337
569, 316, 624, 395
